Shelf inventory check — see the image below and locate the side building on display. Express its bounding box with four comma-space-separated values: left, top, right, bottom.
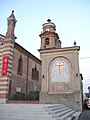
0, 11, 41, 103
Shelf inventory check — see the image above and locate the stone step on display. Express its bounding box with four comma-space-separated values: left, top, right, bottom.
0, 103, 47, 108
57, 110, 76, 120
45, 105, 66, 111
0, 108, 46, 113
0, 114, 53, 118
0, 112, 49, 116
44, 104, 64, 108
61, 112, 81, 120
0, 104, 80, 120
0, 108, 47, 113
48, 107, 70, 114
70, 111, 81, 120
0, 117, 56, 120
0, 116, 56, 120
52, 108, 74, 118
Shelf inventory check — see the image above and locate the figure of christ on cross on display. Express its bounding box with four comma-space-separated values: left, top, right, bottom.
55, 62, 64, 74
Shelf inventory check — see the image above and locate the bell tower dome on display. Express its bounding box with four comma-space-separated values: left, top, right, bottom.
39, 19, 61, 50
43, 19, 56, 32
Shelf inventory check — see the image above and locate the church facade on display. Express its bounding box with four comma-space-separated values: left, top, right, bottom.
0, 11, 82, 111
38, 19, 83, 111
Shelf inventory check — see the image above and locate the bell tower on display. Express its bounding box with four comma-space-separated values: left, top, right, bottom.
39, 19, 61, 50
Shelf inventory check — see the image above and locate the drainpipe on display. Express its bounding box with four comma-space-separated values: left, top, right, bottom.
80, 74, 83, 110
88, 86, 90, 97
26, 56, 29, 97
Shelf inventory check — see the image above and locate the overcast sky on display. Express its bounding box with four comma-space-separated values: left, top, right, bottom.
0, 0, 90, 93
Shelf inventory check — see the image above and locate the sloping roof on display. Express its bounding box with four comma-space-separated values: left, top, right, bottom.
0, 34, 5, 42
0, 34, 41, 65
14, 42, 41, 65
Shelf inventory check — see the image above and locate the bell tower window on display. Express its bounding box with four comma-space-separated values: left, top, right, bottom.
45, 38, 49, 45
46, 28, 50, 31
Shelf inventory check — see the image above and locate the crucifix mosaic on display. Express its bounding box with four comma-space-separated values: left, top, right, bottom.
49, 57, 73, 93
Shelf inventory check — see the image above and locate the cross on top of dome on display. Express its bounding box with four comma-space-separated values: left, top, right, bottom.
47, 19, 51, 23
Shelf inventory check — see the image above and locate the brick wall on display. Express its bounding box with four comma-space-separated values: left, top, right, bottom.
9, 43, 41, 99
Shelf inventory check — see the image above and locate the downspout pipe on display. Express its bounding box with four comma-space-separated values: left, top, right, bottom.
26, 56, 29, 97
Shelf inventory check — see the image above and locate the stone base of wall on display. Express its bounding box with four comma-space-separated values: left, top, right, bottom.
7, 100, 39, 104
39, 91, 82, 111
0, 98, 7, 103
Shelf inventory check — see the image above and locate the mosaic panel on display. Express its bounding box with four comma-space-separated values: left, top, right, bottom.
49, 57, 73, 93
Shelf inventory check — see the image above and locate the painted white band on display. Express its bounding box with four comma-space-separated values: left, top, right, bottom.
0, 86, 9, 89
0, 91, 8, 93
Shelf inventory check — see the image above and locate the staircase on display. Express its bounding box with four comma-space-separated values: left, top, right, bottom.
0, 104, 81, 120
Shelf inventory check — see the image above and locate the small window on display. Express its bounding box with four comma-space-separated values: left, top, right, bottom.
17, 55, 23, 75
32, 65, 39, 81
37, 71, 39, 80
16, 87, 21, 92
